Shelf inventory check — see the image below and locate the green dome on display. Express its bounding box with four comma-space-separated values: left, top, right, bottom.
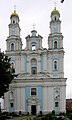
51, 8, 59, 15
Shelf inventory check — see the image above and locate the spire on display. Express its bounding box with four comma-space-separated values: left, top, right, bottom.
14, 5, 16, 13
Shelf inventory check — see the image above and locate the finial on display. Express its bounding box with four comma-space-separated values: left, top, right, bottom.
32, 23, 36, 30
54, 1, 57, 9
14, 5, 16, 13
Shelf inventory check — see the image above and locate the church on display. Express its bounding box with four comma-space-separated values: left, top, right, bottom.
4, 7, 67, 115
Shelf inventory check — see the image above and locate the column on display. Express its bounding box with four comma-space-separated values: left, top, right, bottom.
37, 56, 41, 73
37, 103, 40, 114
28, 103, 31, 114
27, 55, 30, 73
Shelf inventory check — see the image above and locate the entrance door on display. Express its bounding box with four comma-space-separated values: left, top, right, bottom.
31, 105, 36, 115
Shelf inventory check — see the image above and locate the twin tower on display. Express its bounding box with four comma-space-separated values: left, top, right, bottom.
4, 7, 66, 115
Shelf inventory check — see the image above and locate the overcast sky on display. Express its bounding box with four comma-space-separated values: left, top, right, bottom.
0, 0, 72, 99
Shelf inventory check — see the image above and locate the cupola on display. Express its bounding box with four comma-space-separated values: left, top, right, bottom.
10, 9, 20, 24
51, 7, 60, 21
31, 30, 37, 36
51, 8, 59, 15
10, 10, 19, 18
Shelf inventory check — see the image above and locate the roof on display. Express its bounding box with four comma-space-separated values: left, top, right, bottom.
51, 8, 60, 15
10, 10, 19, 18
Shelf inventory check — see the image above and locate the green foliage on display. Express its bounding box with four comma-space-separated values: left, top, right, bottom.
33, 112, 57, 120
66, 112, 72, 120
0, 52, 15, 97
44, 113, 57, 120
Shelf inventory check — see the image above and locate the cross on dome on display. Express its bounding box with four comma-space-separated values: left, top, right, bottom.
10, 5, 19, 18
32, 23, 36, 30
54, 1, 57, 9
14, 5, 16, 13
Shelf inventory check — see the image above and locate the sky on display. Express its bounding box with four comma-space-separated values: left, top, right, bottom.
0, 0, 72, 99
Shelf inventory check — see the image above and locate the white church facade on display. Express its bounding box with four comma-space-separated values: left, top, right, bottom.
4, 7, 67, 115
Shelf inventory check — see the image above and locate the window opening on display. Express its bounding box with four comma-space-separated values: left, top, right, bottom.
31, 67, 37, 74
10, 103, 13, 107
13, 20, 15, 24
32, 45, 36, 51
31, 59, 37, 74
55, 17, 56, 21
54, 61, 57, 70
11, 62, 15, 73
54, 41, 57, 49
31, 88, 36, 95
55, 102, 59, 107
11, 43, 14, 51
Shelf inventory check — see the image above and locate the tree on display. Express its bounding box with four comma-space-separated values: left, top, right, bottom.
0, 52, 16, 98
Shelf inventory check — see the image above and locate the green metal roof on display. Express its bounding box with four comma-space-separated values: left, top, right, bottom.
51, 9, 59, 15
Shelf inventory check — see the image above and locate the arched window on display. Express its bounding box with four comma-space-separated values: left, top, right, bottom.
55, 16, 56, 21
54, 41, 57, 49
31, 42, 36, 51
11, 62, 15, 73
31, 58, 37, 74
54, 61, 57, 70
31, 88, 37, 95
11, 43, 14, 51
13, 20, 15, 24
32, 45, 36, 51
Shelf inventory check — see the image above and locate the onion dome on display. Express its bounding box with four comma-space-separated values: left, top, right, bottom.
10, 10, 19, 18
51, 8, 60, 15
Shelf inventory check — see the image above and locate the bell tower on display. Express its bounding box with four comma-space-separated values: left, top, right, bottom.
48, 7, 64, 78
6, 9, 22, 51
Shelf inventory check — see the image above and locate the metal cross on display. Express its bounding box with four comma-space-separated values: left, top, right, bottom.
54, 1, 57, 9
14, 5, 16, 12
32, 23, 36, 30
